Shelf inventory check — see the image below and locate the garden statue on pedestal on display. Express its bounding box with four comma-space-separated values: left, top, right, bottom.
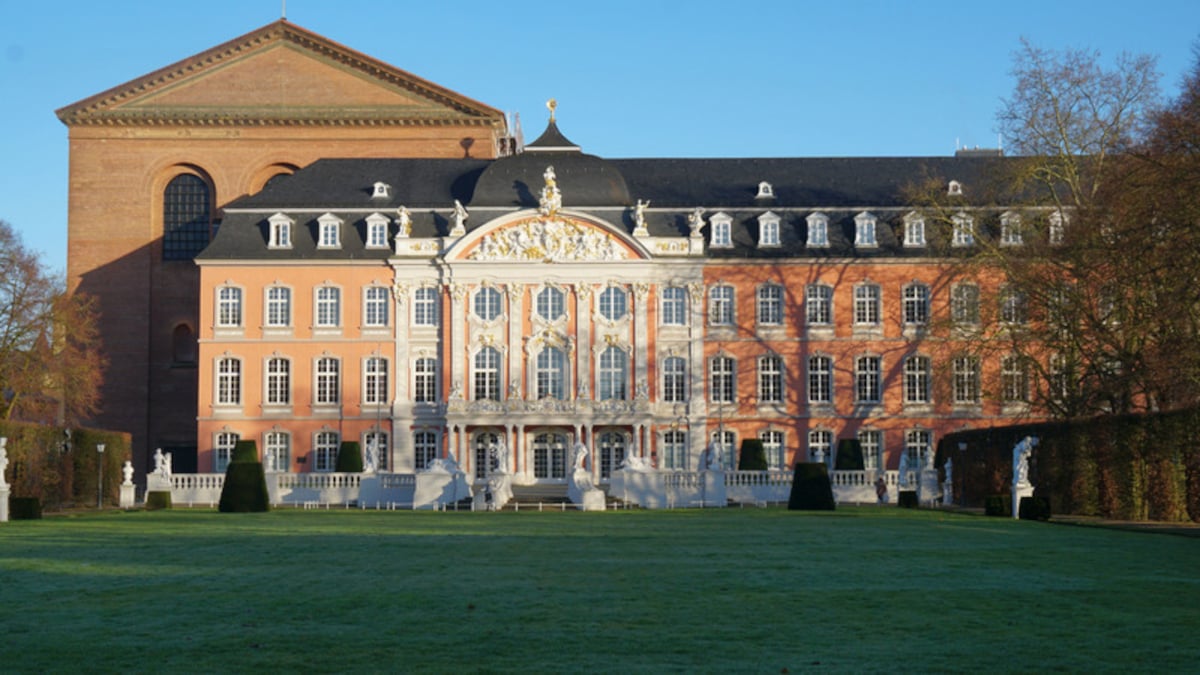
0, 437, 8, 522
568, 442, 605, 510
1011, 436, 1037, 518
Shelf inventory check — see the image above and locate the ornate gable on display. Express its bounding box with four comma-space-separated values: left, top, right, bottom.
457, 213, 646, 263
56, 20, 505, 128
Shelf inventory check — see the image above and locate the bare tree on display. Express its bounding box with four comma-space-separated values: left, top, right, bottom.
0, 220, 105, 424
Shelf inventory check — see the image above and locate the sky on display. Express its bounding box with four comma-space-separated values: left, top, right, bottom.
2, 0, 1198, 274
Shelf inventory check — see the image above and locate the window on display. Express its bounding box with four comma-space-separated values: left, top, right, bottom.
1000, 212, 1023, 246
315, 357, 340, 405
266, 357, 290, 405
364, 357, 389, 405
533, 432, 569, 479
756, 181, 774, 198
475, 432, 502, 479
364, 286, 390, 327
1001, 286, 1027, 324
366, 214, 389, 249
808, 355, 832, 404
662, 430, 687, 470
903, 283, 929, 325
536, 286, 565, 321
904, 212, 926, 247
268, 213, 292, 249
536, 348, 567, 400
951, 284, 980, 325
661, 286, 688, 326
216, 287, 242, 328
598, 346, 629, 400
858, 429, 882, 471
598, 431, 627, 479
364, 430, 388, 471
474, 287, 502, 321
474, 348, 501, 401
948, 180, 963, 196
711, 430, 737, 470
855, 355, 881, 404
710, 356, 735, 403
757, 284, 783, 326
314, 431, 339, 472
711, 218, 732, 248
709, 285, 734, 326
266, 286, 291, 328
808, 429, 832, 464
414, 358, 438, 403
214, 431, 238, 473
599, 286, 627, 321
758, 212, 780, 247
1049, 210, 1066, 245
903, 356, 931, 404
414, 287, 438, 326
663, 356, 688, 403
854, 211, 877, 247
372, 182, 391, 199
953, 355, 981, 405
952, 213, 975, 247
318, 214, 341, 249
265, 431, 290, 472
163, 174, 211, 261
216, 357, 241, 405
413, 430, 438, 470
806, 212, 829, 248
761, 430, 785, 469
1049, 353, 1071, 402
316, 287, 341, 328
905, 429, 931, 470
854, 284, 881, 326
1002, 355, 1029, 403
758, 355, 783, 404
806, 284, 832, 325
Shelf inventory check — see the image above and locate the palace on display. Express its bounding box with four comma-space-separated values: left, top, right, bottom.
62, 20, 1039, 486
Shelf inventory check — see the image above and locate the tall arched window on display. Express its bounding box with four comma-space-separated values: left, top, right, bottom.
163, 173, 212, 261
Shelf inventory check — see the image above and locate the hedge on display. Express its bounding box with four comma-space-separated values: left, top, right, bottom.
787, 463, 835, 511
737, 439, 768, 471
834, 438, 864, 471
218, 440, 270, 513
335, 441, 363, 473
0, 421, 130, 511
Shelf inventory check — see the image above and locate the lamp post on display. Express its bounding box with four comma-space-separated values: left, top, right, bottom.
96, 443, 106, 508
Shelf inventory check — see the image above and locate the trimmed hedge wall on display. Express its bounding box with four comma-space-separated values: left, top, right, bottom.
9, 496, 43, 519
737, 439, 768, 471
335, 441, 363, 473
218, 440, 270, 513
0, 421, 130, 511
834, 439, 865, 471
145, 491, 172, 511
943, 407, 1200, 522
787, 463, 835, 511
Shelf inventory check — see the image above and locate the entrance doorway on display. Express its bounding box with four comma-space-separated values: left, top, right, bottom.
532, 432, 568, 479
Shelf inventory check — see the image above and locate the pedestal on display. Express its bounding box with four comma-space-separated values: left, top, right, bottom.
119, 484, 135, 508
701, 470, 727, 508
0, 485, 9, 522
1012, 483, 1033, 519
414, 471, 472, 509
918, 468, 940, 507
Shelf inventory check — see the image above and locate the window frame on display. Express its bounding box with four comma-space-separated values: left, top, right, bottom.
756, 284, 783, 326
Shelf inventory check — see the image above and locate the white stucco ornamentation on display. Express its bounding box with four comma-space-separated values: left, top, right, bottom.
469, 218, 628, 262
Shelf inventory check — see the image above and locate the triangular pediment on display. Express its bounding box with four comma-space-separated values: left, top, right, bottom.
57, 20, 504, 128
454, 212, 649, 263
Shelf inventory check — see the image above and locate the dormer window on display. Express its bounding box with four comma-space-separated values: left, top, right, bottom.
948, 180, 963, 196
806, 212, 830, 248
903, 212, 926, 248
758, 211, 781, 247
1000, 211, 1023, 246
318, 213, 342, 249
1048, 210, 1066, 245
372, 182, 391, 199
268, 213, 293, 249
854, 211, 878, 247
952, 212, 975, 247
756, 181, 775, 199
710, 212, 733, 248
365, 213, 390, 249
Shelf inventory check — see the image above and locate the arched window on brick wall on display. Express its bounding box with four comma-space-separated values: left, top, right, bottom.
163, 173, 213, 261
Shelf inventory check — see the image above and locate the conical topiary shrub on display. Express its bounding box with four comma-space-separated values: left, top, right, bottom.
335, 441, 363, 473
787, 462, 836, 511
218, 439, 270, 513
737, 439, 769, 470
834, 438, 865, 471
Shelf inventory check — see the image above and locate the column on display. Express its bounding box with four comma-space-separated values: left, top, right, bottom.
575, 283, 592, 400
506, 283, 524, 402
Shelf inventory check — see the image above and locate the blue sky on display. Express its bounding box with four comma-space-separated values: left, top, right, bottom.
2, 0, 1198, 274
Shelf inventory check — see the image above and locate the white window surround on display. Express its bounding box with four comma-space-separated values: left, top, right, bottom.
903, 212, 926, 248
709, 212, 733, 248
372, 182, 391, 199
365, 212, 390, 249
1000, 211, 1023, 246
317, 213, 342, 249
952, 212, 975, 247
758, 211, 781, 247
314, 285, 342, 330
216, 285, 243, 329
363, 286, 390, 328
264, 285, 292, 329
806, 212, 830, 248
268, 212, 293, 249
756, 181, 774, 198
854, 211, 878, 247
948, 180, 963, 196
413, 286, 439, 327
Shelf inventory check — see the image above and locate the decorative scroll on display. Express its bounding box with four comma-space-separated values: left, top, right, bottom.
469, 217, 627, 263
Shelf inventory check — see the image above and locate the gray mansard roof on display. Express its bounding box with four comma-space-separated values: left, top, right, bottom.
204, 122, 1014, 262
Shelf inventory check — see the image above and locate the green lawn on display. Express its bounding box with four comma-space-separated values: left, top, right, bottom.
1, 507, 1198, 673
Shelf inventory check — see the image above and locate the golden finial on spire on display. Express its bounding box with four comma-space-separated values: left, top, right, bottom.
547, 98, 557, 122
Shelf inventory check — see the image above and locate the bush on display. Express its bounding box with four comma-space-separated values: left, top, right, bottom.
834, 439, 864, 471
1019, 496, 1052, 521
737, 439, 768, 471
335, 441, 363, 473
218, 440, 270, 513
145, 491, 172, 510
787, 463, 835, 511
9, 496, 42, 519
984, 495, 1011, 517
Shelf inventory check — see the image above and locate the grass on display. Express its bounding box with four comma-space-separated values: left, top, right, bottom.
2, 507, 1199, 673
